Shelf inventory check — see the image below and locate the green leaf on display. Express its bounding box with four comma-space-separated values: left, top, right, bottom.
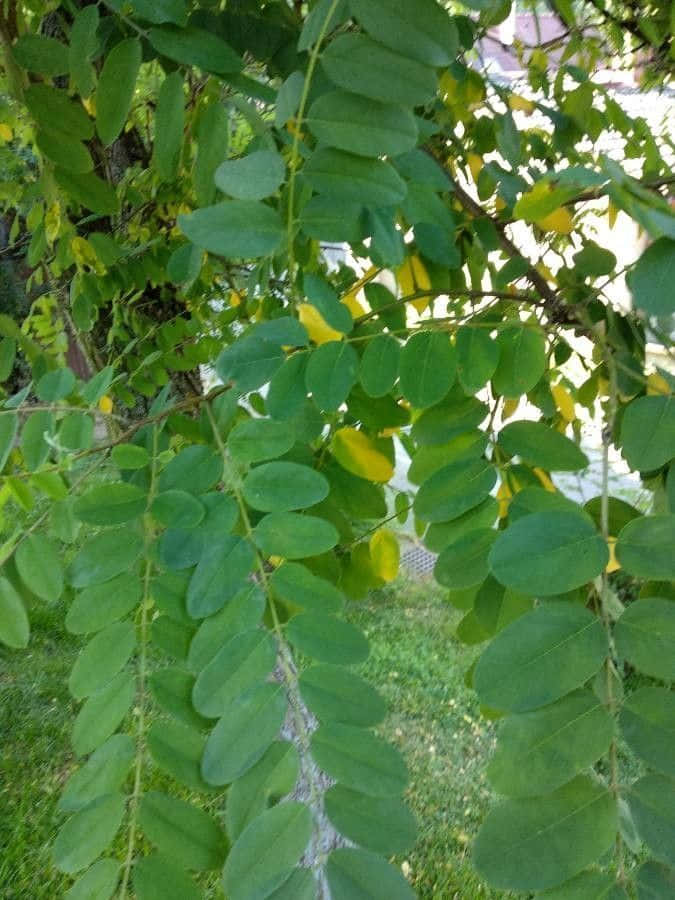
223, 802, 312, 900
350, 0, 459, 66
148, 25, 243, 75
35, 128, 93, 174
399, 332, 457, 409
192, 628, 276, 717
304, 148, 407, 208
359, 335, 400, 398
307, 91, 418, 158
254, 512, 339, 559
434, 528, 497, 589
65, 859, 120, 900
311, 723, 408, 797
149, 667, 208, 732
194, 102, 229, 207
488, 691, 614, 797
15, 533, 63, 602
59, 413, 94, 452
130, 0, 188, 26
25, 85, 93, 140
321, 33, 437, 106
620, 396, 675, 472
0, 412, 18, 471
325, 786, 416, 855
226, 741, 300, 841
68, 531, 143, 588
270, 563, 344, 615
0, 337, 16, 381
620, 687, 675, 777
304, 273, 353, 333
74, 482, 146, 525
299, 664, 386, 726
21, 409, 54, 470
95, 39, 141, 146
138, 791, 225, 871
492, 326, 547, 398
489, 511, 608, 595
153, 72, 185, 180
54, 170, 120, 216
498, 421, 588, 471
412, 395, 488, 446
159, 445, 222, 495
72, 672, 135, 757
424, 496, 498, 552
228, 418, 295, 464
0, 576, 29, 649
167, 244, 201, 283
68, 6, 99, 98
133, 854, 201, 900
147, 719, 209, 792
214, 150, 285, 201
474, 604, 607, 713
53, 793, 126, 874
615, 516, 675, 579
629, 775, 675, 867
188, 584, 265, 673
202, 683, 287, 785
242, 462, 328, 512
456, 326, 500, 394
614, 597, 675, 680
299, 195, 367, 243
635, 861, 675, 899
536, 870, 618, 899
59, 734, 135, 812
326, 848, 416, 900
151, 490, 204, 529
187, 537, 256, 618
179, 202, 284, 259
474, 578, 533, 637
13, 34, 69, 76
251, 317, 309, 348
584, 496, 641, 535
69, 622, 135, 700
473, 776, 617, 892
216, 337, 285, 393
66, 572, 142, 634
414, 458, 497, 523
286, 613, 369, 664
509, 487, 587, 523
305, 341, 359, 411
629, 238, 675, 317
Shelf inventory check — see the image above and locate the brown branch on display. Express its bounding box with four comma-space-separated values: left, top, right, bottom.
355, 289, 533, 326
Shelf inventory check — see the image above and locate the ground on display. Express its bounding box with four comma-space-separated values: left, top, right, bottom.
0, 576, 505, 899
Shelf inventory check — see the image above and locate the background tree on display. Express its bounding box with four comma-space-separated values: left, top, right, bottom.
0, 1, 673, 898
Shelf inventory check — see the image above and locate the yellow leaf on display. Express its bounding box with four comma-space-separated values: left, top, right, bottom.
508, 94, 535, 114
230, 290, 242, 307
440, 71, 457, 105
396, 255, 431, 313
606, 537, 621, 574
0, 123, 12, 142
370, 528, 400, 582
331, 427, 394, 483
98, 395, 113, 415
607, 201, 618, 229
494, 196, 507, 213
502, 398, 520, 420
647, 373, 671, 396
45, 203, 61, 244
298, 303, 343, 345
82, 96, 95, 116
342, 289, 366, 319
551, 383, 576, 422
467, 152, 483, 183
536, 207, 574, 234
497, 481, 512, 519
71, 236, 101, 271
533, 467, 556, 492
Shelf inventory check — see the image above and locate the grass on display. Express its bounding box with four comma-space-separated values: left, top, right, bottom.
0, 574, 507, 898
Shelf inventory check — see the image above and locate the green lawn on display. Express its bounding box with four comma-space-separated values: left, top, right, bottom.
0, 576, 504, 899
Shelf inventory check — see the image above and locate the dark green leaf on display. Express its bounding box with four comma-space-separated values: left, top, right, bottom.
636, 861, 675, 900
68, 6, 98, 98
508, 487, 587, 523
216, 337, 285, 393
147, 719, 209, 792
473, 776, 617, 891
130, 0, 188, 26
536, 870, 618, 899
474, 604, 607, 712
488, 691, 614, 797
630, 238, 675, 317
25, 82, 94, 137
202, 683, 287, 785
151, 491, 204, 529
412, 395, 488, 445
311, 723, 408, 797
52, 794, 125, 874
242, 462, 328, 512
489, 511, 608, 595
615, 516, 675, 579
95, 39, 141, 146
492, 326, 547, 398
133, 854, 200, 900
254, 512, 339, 558
65, 859, 120, 900
326, 848, 416, 899
305, 341, 359, 411
215, 150, 285, 201
498, 421, 588, 471
359, 334, 400, 398
13, 34, 69, 76
299, 664, 386, 726
270, 562, 344, 614
20, 409, 53, 470
69, 622, 135, 699
149, 667, 208, 732
286, 613, 369, 664
54, 170, 120, 216
325, 786, 416, 854
0, 577, 29, 649
223, 803, 312, 900
59, 734, 134, 812
620, 396, 674, 472
153, 72, 184, 180
620, 687, 675, 777
15, 533, 63, 601
414, 458, 497, 523
304, 148, 407, 207
0, 412, 18, 471
179, 202, 284, 259
194, 101, 229, 207
187, 536, 256, 618
228, 418, 295, 464
399, 332, 456, 409
629, 775, 675, 867
307, 91, 418, 158
71, 672, 135, 757
138, 791, 225, 871
68, 531, 143, 588
149, 25, 243, 74
350, 0, 459, 66
614, 597, 675, 680
434, 528, 497, 589
424, 497, 498, 552
159, 445, 222, 495
456, 327, 500, 394
409, 431, 490, 485
299, 194, 367, 243
74, 482, 146, 525
188, 584, 265, 674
